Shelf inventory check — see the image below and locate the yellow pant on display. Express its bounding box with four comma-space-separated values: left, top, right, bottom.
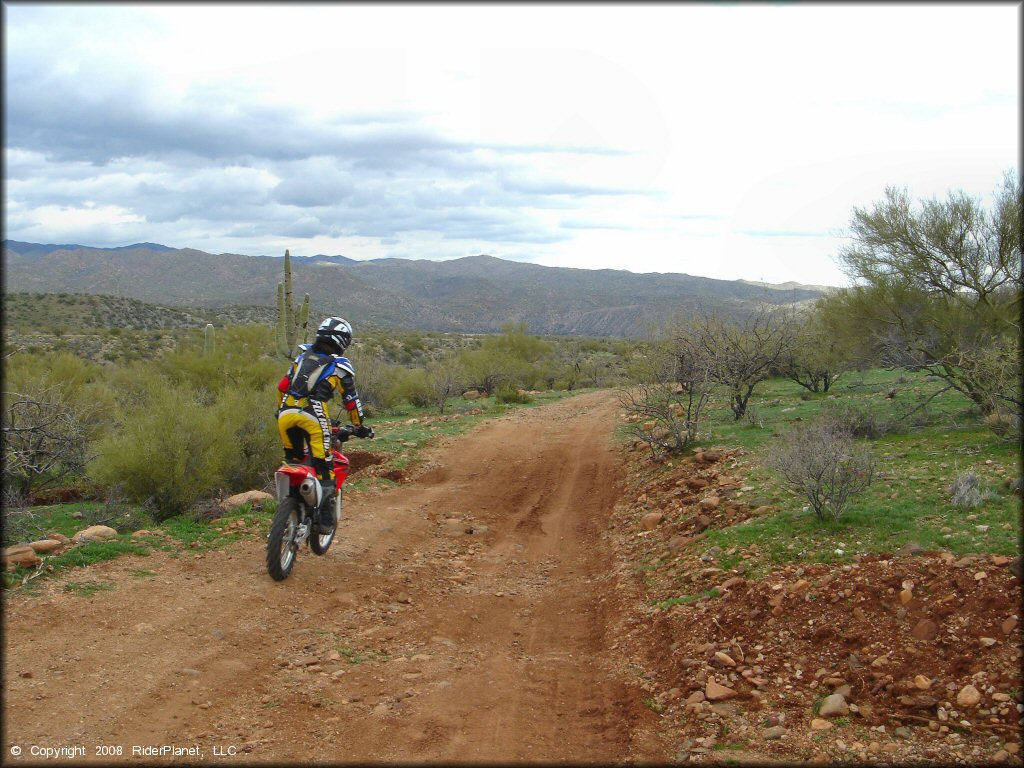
278, 400, 333, 482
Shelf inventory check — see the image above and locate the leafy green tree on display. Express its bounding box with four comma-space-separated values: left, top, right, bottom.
835, 171, 1021, 423
778, 306, 852, 393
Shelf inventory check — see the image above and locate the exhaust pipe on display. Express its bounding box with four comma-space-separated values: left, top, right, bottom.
299, 478, 319, 508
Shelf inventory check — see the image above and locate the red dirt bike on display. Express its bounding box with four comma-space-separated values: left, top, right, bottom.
266, 421, 374, 581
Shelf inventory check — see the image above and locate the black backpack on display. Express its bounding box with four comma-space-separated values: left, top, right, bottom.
286, 351, 337, 401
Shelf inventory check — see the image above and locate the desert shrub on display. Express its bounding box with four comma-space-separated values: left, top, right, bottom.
99, 359, 166, 404
213, 386, 281, 492
88, 381, 228, 520
983, 409, 1021, 442
765, 415, 875, 521
345, 347, 399, 410
2, 488, 37, 546
820, 402, 891, 440
158, 348, 231, 396
386, 367, 433, 408
947, 471, 988, 508
745, 405, 765, 429
619, 344, 714, 459
496, 385, 532, 404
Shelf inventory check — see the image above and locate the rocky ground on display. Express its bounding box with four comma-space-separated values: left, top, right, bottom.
608, 440, 1023, 764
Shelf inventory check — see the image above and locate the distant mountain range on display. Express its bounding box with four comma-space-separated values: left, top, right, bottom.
2, 240, 828, 337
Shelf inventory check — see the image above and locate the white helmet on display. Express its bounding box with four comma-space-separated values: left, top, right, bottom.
315, 317, 353, 354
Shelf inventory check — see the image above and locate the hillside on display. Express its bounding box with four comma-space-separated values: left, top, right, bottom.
2, 292, 274, 332
2, 241, 826, 337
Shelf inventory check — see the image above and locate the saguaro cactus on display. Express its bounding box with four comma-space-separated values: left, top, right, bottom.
275, 249, 311, 359
203, 323, 215, 355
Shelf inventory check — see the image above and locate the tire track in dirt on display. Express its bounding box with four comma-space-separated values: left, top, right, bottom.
2, 391, 669, 763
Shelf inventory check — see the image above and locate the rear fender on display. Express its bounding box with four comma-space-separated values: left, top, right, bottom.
276, 465, 312, 502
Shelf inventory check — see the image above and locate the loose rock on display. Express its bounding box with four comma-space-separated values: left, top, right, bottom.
705, 680, 737, 701
640, 512, 664, 531
28, 539, 64, 554
818, 693, 849, 718
218, 490, 272, 512
71, 525, 118, 543
911, 619, 939, 641
2, 545, 42, 568
956, 685, 981, 707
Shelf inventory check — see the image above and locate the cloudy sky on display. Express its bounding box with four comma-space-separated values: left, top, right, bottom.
3, 3, 1019, 286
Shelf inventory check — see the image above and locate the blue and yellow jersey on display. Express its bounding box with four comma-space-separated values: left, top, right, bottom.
277, 345, 365, 426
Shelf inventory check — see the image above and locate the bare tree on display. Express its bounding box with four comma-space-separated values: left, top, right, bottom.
426, 356, 463, 414
2, 386, 97, 498
674, 307, 797, 420
619, 344, 714, 460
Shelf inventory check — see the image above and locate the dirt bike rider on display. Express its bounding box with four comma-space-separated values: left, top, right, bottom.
277, 317, 373, 529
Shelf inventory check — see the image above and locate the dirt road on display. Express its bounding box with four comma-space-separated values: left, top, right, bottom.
2, 392, 670, 764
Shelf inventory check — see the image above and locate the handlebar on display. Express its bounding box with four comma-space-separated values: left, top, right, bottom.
331, 422, 375, 442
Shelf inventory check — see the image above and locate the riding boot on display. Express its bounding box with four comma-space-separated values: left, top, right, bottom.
317, 482, 336, 530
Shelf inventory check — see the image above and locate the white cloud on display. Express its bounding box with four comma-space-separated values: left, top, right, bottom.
2, 3, 1018, 286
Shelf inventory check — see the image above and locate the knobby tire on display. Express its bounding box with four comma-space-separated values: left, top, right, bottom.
267, 496, 301, 581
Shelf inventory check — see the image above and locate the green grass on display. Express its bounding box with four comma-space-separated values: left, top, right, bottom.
47, 539, 152, 570
641, 697, 664, 714
62, 580, 116, 597
336, 645, 387, 665
652, 588, 720, 610
4, 503, 116, 545
160, 507, 263, 550
682, 368, 1021, 566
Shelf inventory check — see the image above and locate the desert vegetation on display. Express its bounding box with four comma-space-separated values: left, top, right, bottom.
3, 171, 1019, 592
1, 318, 637, 533
620, 171, 1021, 516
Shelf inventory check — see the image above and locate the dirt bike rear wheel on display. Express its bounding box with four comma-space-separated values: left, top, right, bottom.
309, 492, 340, 556
267, 496, 301, 580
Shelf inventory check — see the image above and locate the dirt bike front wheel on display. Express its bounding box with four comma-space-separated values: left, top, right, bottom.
309, 492, 340, 556
267, 496, 301, 580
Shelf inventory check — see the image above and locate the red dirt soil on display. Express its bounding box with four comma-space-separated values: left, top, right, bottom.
2, 392, 669, 764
